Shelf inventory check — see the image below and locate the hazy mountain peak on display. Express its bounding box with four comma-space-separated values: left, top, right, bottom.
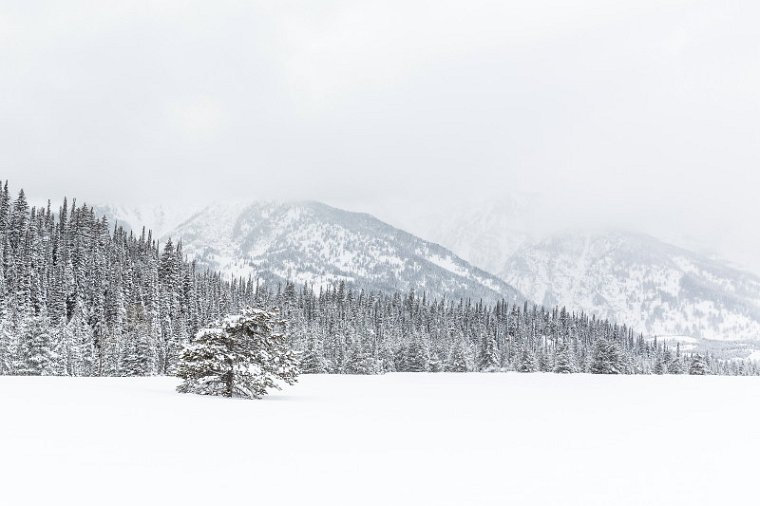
501, 230, 760, 341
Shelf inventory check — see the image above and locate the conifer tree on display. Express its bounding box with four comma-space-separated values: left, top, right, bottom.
552, 341, 576, 373
477, 331, 500, 372
516, 345, 537, 373
538, 346, 552, 372
427, 349, 444, 373
344, 341, 379, 375
67, 305, 95, 376
403, 335, 430, 372
0, 320, 15, 374
667, 343, 683, 374
16, 315, 57, 375
667, 357, 683, 374
653, 356, 665, 375
379, 344, 396, 373
300, 336, 328, 374
445, 338, 472, 372
177, 308, 300, 399
590, 339, 623, 374
688, 354, 707, 375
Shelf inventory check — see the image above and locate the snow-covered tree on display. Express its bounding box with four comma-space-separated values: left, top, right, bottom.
69, 306, 95, 376
427, 349, 444, 372
300, 336, 328, 374
537, 346, 552, 372
653, 355, 665, 375
378, 344, 396, 373
516, 345, 537, 373
477, 331, 499, 372
590, 339, 623, 375
445, 338, 472, 372
403, 335, 430, 372
344, 341, 379, 375
176, 308, 300, 399
552, 341, 576, 374
688, 354, 707, 375
667, 357, 683, 374
16, 315, 57, 375
0, 320, 16, 374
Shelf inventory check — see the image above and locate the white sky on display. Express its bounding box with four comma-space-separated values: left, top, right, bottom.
1, 1, 759, 271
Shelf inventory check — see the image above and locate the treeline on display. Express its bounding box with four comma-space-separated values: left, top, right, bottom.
0, 183, 249, 376
275, 284, 758, 376
0, 183, 755, 377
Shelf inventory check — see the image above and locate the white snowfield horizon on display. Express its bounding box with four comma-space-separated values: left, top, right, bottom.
1, 373, 758, 506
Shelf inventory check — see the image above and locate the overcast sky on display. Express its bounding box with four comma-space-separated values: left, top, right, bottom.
1, 1, 759, 271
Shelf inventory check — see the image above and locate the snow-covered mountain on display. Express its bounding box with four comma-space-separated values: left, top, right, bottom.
501, 231, 760, 342
395, 197, 533, 276
100, 199, 760, 345
103, 201, 525, 303
389, 198, 760, 345
94, 204, 194, 238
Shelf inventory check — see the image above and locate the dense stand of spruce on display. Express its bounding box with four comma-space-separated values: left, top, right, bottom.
281, 285, 757, 375
0, 183, 755, 377
0, 184, 243, 376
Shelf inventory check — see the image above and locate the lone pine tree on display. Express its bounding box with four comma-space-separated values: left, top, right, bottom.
176, 308, 300, 399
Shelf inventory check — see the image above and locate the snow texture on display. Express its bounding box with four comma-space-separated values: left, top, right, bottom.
1, 374, 758, 506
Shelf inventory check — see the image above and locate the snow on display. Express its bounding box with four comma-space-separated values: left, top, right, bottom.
425, 253, 470, 278
1, 374, 758, 506
97, 203, 201, 238
502, 232, 760, 343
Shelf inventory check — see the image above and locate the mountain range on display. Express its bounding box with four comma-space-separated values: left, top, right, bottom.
99, 199, 760, 352
501, 231, 760, 342
97, 201, 524, 304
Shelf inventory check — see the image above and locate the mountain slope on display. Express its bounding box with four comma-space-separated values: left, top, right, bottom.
94, 204, 196, 238
392, 197, 533, 276
501, 231, 760, 341
154, 201, 525, 303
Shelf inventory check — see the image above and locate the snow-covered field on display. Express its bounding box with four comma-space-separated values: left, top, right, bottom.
1, 374, 758, 506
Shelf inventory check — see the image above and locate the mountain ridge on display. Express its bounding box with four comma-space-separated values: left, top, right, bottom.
500, 230, 760, 341
100, 200, 526, 304
99, 199, 760, 347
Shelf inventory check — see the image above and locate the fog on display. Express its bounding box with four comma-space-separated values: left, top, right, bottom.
1, 1, 758, 271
